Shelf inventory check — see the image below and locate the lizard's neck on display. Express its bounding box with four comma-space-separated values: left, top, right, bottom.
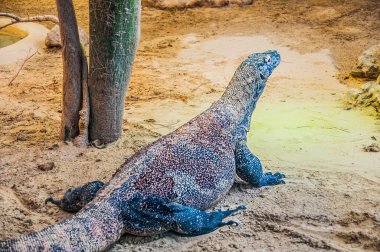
215, 64, 265, 141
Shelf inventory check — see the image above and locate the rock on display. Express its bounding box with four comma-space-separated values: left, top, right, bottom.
48, 143, 59, 150
345, 82, 380, 116
351, 44, 380, 79
230, 0, 254, 6
45, 25, 89, 48
37, 162, 55, 171
363, 81, 375, 92
144, 0, 253, 9
144, 118, 156, 123
346, 88, 361, 101
363, 143, 380, 152
91, 139, 106, 149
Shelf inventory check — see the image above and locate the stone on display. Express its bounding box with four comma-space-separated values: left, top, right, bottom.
346, 88, 360, 101
45, 25, 89, 48
351, 44, 380, 79
363, 143, 380, 152
143, 0, 253, 9
230, 0, 254, 6
37, 162, 55, 171
345, 82, 380, 116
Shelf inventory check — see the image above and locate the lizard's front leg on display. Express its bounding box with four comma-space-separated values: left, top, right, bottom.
122, 194, 246, 237
235, 140, 285, 187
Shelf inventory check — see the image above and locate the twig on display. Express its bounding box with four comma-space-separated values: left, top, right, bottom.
191, 82, 208, 93
0, 12, 58, 30
8, 50, 37, 86
144, 120, 181, 130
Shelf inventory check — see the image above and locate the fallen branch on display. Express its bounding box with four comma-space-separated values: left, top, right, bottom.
0, 12, 58, 30
8, 50, 37, 86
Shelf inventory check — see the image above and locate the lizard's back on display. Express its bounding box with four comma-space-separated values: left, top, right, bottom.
98, 106, 238, 211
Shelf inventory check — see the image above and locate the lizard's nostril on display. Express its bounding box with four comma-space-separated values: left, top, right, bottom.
259, 73, 265, 80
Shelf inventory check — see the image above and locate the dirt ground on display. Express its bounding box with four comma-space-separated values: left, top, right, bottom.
0, 0, 380, 251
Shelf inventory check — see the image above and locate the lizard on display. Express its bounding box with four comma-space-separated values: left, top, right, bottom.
0, 50, 284, 252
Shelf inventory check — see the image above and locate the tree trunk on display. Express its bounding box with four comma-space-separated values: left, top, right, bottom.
56, 0, 83, 141
89, 0, 141, 144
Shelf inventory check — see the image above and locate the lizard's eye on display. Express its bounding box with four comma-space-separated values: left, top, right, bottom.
265, 55, 271, 64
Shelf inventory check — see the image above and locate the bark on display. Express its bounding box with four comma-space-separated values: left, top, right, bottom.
56, 0, 83, 141
89, 0, 141, 143
73, 47, 90, 147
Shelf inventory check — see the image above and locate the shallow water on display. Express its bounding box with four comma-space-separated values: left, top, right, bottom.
0, 31, 24, 48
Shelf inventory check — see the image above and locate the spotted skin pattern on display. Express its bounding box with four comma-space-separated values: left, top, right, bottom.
0, 51, 284, 251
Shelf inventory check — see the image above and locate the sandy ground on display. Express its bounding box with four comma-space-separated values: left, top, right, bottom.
0, 0, 380, 251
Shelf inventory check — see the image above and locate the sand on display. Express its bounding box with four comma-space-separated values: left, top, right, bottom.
0, 0, 379, 251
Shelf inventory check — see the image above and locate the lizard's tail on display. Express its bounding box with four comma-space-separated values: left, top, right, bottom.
0, 202, 124, 252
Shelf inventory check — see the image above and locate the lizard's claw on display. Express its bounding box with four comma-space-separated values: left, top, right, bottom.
258, 172, 286, 186
45, 196, 61, 206
221, 220, 239, 227
273, 172, 286, 179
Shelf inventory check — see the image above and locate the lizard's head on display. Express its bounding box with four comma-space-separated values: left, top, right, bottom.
243, 50, 281, 96
247, 50, 281, 79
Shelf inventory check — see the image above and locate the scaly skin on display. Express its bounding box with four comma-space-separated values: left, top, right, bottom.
0, 51, 284, 252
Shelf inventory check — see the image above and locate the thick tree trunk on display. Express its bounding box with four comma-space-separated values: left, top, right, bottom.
56, 0, 83, 141
89, 0, 141, 143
